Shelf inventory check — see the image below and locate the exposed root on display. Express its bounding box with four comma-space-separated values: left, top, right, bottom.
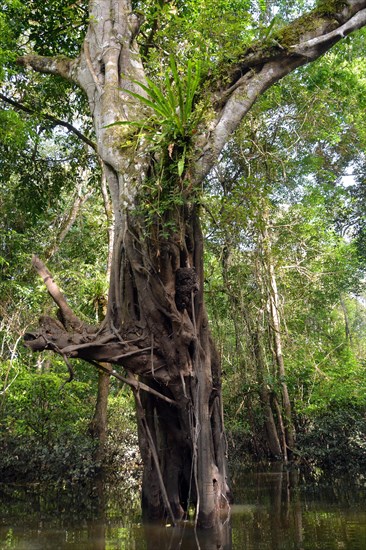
24, 256, 169, 378
134, 388, 177, 526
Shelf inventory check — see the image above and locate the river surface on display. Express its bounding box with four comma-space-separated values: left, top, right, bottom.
1, 467, 366, 549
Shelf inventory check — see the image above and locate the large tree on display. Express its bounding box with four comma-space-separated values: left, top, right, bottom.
3, 0, 366, 531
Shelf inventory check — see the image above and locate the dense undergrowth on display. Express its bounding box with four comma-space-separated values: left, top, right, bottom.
1, 362, 365, 485
0, 369, 141, 487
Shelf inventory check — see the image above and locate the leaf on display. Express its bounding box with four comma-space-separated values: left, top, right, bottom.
104, 120, 144, 128
169, 56, 184, 120
264, 15, 279, 40
168, 143, 174, 158
178, 157, 185, 177
122, 88, 170, 118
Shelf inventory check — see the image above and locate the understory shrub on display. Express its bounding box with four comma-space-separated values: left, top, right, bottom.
296, 405, 366, 474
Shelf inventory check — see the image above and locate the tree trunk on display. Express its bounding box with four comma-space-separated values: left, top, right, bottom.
111, 206, 232, 528
340, 296, 352, 344
261, 211, 296, 458
252, 321, 282, 459
89, 364, 111, 463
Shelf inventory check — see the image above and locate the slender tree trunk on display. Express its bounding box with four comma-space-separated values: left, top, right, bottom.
252, 322, 282, 459
89, 364, 111, 463
340, 296, 352, 344
222, 232, 282, 459
272, 395, 288, 463
261, 213, 296, 458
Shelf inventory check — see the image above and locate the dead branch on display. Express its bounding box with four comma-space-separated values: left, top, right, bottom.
92, 361, 177, 406
31, 255, 86, 332
0, 93, 97, 152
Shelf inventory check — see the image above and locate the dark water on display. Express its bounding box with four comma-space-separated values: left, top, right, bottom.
1, 467, 366, 549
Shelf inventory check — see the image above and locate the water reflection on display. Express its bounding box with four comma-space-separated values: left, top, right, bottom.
231, 465, 366, 549
1, 467, 366, 549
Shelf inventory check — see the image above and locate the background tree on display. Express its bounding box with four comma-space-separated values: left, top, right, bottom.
204, 47, 366, 468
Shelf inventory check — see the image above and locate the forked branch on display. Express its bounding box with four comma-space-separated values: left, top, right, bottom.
194, 0, 366, 180
0, 93, 97, 152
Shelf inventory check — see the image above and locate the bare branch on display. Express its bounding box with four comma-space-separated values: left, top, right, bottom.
31, 255, 85, 332
92, 362, 178, 406
16, 54, 79, 82
0, 93, 97, 151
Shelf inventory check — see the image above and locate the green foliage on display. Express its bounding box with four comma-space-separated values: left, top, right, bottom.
138, 0, 255, 67
1, 370, 93, 439
203, 46, 366, 467
9, 0, 86, 58
0, 110, 29, 148
114, 55, 204, 191
0, 432, 99, 483
2, 0, 366, 480
0, 349, 140, 484
297, 405, 366, 473
104, 390, 141, 485
315, 0, 348, 17
110, 56, 205, 234
135, 175, 187, 238
0, 367, 100, 483
125, 56, 203, 142
0, 64, 111, 484
0, 1, 26, 80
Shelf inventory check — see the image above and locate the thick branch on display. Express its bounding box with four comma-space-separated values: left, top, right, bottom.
31, 255, 85, 331
24, 256, 169, 376
16, 54, 78, 82
290, 7, 366, 57
194, 0, 366, 181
